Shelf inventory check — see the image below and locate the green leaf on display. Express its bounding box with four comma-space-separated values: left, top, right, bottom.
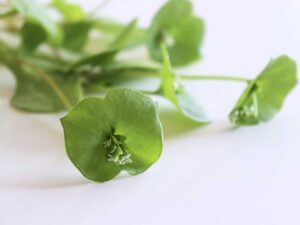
158, 45, 210, 123
107, 19, 147, 49
230, 56, 298, 125
68, 49, 119, 73
147, 0, 205, 66
52, 0, 85, 22
61, 88, 163, 182
11, 62, 83, 113
62, 21, 93, 52
82, 63, 160, 94
0, 41, 82, 112
20, 21, 47, 53
109, 19, 138, 49
11, 0, 62, 43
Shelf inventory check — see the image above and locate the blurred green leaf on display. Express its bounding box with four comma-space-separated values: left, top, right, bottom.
62, 21, 93, 52
0, 40, 82, 112
109, 19, 138, 49
11, 66, 82, 112
20, 21, 47, 53
68, 49, 119, 73
147, 0, 205, 66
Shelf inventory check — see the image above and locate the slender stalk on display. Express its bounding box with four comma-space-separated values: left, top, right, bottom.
89, 0, 114, 17
93, 19, 125, 34
139, 89, 159, 95
86, 63, 252, 89
85, 82, 158, 96
180, 75, 251, 83
101, 64, 251, 84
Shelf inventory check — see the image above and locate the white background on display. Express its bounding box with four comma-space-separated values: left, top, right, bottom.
1, 0, 300, 224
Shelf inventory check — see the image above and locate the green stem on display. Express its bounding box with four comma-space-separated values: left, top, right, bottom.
94, 19, 126, 34
139, 89, 158, 95
102, 64, 251, 84
94, 18, 147, 39
179, 75, 251, 83
89, 0, 114, 17
84, 78, 158, 96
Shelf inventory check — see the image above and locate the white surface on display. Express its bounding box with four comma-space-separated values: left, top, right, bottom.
1, 0, 300, 224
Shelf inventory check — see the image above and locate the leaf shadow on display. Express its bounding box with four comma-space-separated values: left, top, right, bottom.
0, 106, 93, 190
0, 69, 15, 99
0, 177, 90, 190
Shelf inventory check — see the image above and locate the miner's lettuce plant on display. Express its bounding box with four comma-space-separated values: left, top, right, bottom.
0, 0, 297, 182
230, 56, 297, 125
61, 88, 163, 182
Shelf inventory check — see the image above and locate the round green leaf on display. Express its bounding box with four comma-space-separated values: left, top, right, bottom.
230, 55, 298, 125
61, 88, 163, 182
147, 0, 205, 66
158, 45, 210, 124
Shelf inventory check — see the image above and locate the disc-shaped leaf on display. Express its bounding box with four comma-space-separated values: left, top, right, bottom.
230, 56, 297, 125
61, 88, 163, 182
158, 45, 210, 123
147, 0, 205, 66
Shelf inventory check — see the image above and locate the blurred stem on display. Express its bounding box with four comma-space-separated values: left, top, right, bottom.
180, 75, 251, 83
89, 0, 114, 17
85, 82, 158, 96
101, 64, 251, 84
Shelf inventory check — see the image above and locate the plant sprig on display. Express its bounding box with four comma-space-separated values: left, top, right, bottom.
0, 0, 297, 182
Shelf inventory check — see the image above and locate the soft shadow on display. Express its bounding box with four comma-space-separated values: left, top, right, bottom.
1, 108, 64, 154
0, 67, 15, 99
0, 106, 90, 190
0, 87, 14, 99
1, 177, 90, 190
221, 124, 241, 132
